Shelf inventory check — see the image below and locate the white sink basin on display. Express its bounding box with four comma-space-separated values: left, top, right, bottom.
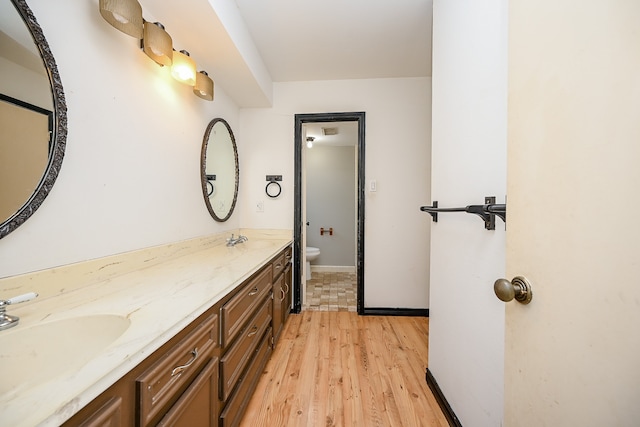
0, 314, 130, 396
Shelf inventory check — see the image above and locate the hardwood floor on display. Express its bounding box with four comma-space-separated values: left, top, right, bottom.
240, 311, 448, 427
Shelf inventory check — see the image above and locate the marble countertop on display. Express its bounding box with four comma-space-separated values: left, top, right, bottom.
0, 229, 292, 427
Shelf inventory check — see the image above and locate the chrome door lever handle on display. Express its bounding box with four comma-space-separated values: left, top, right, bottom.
494, 276, 533, 304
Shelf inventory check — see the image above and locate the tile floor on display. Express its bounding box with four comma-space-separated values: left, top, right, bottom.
304, 271, 357, 312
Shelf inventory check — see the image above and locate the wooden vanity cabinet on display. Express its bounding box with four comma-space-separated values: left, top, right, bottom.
62, 309, 220, 427
218, 263, 274, 427
218, 246, 292, 426
62, 244, 294, 427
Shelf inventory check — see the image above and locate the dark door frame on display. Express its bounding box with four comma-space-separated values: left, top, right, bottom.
293, 112, 366, 314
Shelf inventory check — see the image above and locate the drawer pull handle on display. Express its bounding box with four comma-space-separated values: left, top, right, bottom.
280, 288, 286, 302
275, 263, 282, 270
171, 348, 198, 377
247, 325, 259, 337
248, 287, 259, 296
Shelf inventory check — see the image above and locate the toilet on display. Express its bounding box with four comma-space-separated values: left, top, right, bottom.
306, 247, 320, 280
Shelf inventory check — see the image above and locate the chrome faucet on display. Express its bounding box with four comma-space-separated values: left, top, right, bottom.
226, 233, 248, 247
0, 292, 38, 331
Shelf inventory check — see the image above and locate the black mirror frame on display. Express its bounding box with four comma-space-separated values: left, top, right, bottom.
0, 0, 67, 239
200, 118, 239, 222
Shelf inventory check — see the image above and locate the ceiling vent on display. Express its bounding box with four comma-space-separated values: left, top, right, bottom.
322, 127, 338, 136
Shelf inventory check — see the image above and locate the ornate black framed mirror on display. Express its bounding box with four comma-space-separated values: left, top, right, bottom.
0, 0, 67, 238
200, 118, 239, 222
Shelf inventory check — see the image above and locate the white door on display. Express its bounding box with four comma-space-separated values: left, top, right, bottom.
505, 1, 640, 426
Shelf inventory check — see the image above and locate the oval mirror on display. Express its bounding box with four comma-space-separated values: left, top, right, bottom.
0, 0, 67, 239
200, 118, 239, 222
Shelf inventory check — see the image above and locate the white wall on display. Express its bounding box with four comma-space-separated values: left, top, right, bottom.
429, 0, 507, 425
0, 0, 241, 278
306, 145, 356, 268
1, 2, 433, 312
239, 77, 431, 309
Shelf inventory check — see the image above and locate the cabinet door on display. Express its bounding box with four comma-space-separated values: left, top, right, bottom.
157, 357, 219, 427
63, 380, 131, 427
272, 274, 284, 344
283, 262, 292, 324
75, 396, 122, 427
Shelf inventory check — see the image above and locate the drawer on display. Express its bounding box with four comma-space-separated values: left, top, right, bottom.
220, 328, 273, 427
220, 299, 272, 400
137, 314, 218, 426
284, 246, 292, 265
272, 251, 286, 279
221, 267, 272, 347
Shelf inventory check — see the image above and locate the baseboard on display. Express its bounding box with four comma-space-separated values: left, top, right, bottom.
361, 307, 429, 317
426, 368, 462, 427
310, 265, 356, 273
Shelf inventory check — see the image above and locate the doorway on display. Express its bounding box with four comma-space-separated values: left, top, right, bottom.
293, 112, 365, 314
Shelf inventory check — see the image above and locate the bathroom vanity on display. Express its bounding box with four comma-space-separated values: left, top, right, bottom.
0, 229, 292, 427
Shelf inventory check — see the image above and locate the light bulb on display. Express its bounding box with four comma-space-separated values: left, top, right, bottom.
112, 13, 129, 24
171, 50, 196, 86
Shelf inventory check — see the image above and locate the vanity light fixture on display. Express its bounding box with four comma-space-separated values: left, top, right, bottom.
99, 0, 143, 38
193, 71, 214, 101
142, 21, 172, 66
306, 136, 315, 148
171, 50, 197, 86
99, 2, 212, 101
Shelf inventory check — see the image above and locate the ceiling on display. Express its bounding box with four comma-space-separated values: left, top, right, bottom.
4, 1, 432, 107
234, 0, 433, 82
304, 122, 358, 147
142, 0, 432, 106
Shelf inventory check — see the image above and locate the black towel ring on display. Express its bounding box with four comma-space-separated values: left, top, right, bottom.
205, 174, 216, 196
266, 181, 281, 198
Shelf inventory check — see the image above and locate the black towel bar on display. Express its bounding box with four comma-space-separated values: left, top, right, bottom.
420, 197, 506, 230
486, 203, 506, 222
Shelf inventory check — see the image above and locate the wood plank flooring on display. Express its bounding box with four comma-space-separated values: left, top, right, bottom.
240, 311, 448, 427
